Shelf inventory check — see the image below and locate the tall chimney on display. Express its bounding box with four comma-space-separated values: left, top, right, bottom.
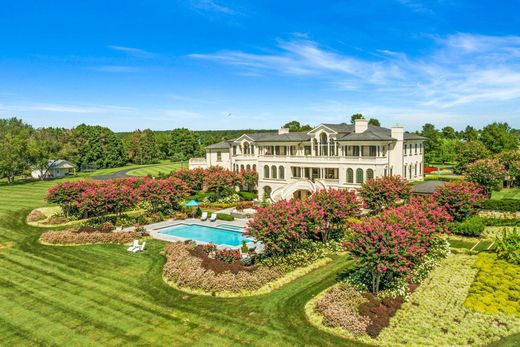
391, 125, 404, 141
278, 128, 289, 135
354, 119, 369, 133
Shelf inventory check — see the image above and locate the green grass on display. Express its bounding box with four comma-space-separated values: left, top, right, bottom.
126, 161, 187, 177
491, 188, 520, 201
0, 173, 361, 346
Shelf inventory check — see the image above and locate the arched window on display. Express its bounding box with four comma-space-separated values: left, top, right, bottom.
279, 166, 285, 179
414, 163, 417, 176
253, 164, 256, 171
356, 168, 364, 183
384, 167, 388, 177
263, 186, 272, 198
367, 169, 374, 180
271, 165, 277, 179
346, 168, 354, 183
264, 165, 269, 178
409, 165, 412, 178
246, 164, 251, 170
240, 164, 245, 171
404, 164, 407, 178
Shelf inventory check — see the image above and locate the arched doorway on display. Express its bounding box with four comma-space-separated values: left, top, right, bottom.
293, 189, 311, 200
263, 186, 272, 199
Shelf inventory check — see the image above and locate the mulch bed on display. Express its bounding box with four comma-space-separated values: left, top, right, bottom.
359, 283, 419, 338
189, 245, 256, 274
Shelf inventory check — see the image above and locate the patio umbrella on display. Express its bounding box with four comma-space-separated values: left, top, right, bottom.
183, 200, 200, 218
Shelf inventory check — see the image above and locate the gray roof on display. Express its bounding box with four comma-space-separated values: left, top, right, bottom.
243, 132, 311, 142
411, 180, 447, 194
206, 141, 231, 150
228, 123, 427, 143
49, 159, 75, 168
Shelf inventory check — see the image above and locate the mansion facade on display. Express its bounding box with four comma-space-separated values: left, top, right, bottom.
189, 119, 426, 201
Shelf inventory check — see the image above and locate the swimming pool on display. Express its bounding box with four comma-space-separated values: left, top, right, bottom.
218, 224, 244, 232
158, 224, 252, 247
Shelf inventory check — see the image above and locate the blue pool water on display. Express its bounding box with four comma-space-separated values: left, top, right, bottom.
159, 224, 251, 246
218, 224, 244, 232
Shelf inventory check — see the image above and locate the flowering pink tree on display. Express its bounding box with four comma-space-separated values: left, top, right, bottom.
358, 176, 412, 212
171, 168, 206, 191
238, 169, 258, 192
138, 177, 190, 212
245, 199, 312, 255
347, 197, 452, 293
203, 166, 239, 198
464, 159, 507, 195
433, 180, 486, 221
307, 189, 362, 242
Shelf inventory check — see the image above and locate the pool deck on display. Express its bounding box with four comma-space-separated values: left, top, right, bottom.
135, 218, 254, 249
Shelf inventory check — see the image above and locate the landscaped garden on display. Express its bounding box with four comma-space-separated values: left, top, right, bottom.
1, 161, 519, 345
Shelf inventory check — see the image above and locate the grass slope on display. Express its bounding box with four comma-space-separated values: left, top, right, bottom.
126, 161, 186, 177
0, 175, 361, 346
491, 188, 520, 200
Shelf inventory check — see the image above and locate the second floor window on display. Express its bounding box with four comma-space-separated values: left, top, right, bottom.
353, 146, 360, 156
233, 146, 237, 155
216, 151, 222, 162
369, 146, 377, 157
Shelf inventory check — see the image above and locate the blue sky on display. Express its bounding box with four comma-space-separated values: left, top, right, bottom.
0, 0, 519, 131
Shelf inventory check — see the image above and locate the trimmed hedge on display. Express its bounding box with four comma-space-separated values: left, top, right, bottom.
238, 191, 257, 201
216, 213, 234, 221
452, 216, 485, 237
481, 199, 520, 212
482, 217, 520, 227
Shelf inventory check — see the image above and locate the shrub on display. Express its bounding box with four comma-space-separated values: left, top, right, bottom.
216, 213, 234, 221
465, 159, 507, 194
171, 168, 206, 191
452, 216, 485, 237
359, 176, 412, 212
201, 243, 217, 255
214, 249, 241, 263
481, 217, 520, 226
465, 252, 520, 315
433, 180, 486, 221
27, 209, 46, 222
238, 169, 258, 192
203, 166, 240, 199
40, 231, 141, 245
495, 228, 520, 265
238, 191, 257, 201
163, 242, 284, 293
481, 199, 520, 212
315, 283, 371, 335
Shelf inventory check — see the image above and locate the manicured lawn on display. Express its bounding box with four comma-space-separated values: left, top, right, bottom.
126, 161, 186, 177
0, 175, 359, 346
491, 188, 520, 200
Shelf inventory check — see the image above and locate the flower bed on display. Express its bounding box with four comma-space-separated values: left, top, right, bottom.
306, 254, 520, 346
162, 242, 331, 296
40, 230, 142, 245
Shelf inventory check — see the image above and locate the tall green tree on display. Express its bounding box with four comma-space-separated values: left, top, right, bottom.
480, 122, 519, 154
281, 120, 312, 132
420, 123, 441, 164
454, 140, 491, 174
441, 126, 458, 140
462, 125, 479, 142
168, 128, 203, 161
350, 113, 364, 124
71, 124, 127, 170
125, 129, 161, 164
28, 127, 74, 179
368, 118, 380, 126
0, 118, 33, 183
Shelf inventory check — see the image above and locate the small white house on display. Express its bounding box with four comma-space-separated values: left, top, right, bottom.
31, 160, 76, 179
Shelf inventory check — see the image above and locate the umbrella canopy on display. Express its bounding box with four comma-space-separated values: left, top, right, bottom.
183, 200, 200, 207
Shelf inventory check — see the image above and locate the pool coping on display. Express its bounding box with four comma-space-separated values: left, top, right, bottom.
143, 218, 255, 250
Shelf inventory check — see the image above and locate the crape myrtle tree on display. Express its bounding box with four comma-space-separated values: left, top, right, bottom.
433, 180, 486, 221
238, 169, 258, 192
358, 176, 412, 212
464, 159, 507, 195
347, 197, 452, 293
498, 149, 520, 188
0, 117, 32, 183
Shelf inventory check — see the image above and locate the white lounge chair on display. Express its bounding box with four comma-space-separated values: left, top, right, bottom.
210, 213, 217, 222
201, 211, 208, 221
132, 241, 146, 253
127, 240, 139, 252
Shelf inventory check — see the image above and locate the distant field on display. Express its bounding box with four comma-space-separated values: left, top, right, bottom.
126, 161, 186, 177
491, 188, 520, 200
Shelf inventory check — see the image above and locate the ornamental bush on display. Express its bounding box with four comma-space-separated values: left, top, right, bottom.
214, 249, 242, 263
464, 159, 507, 194
203, 166, 240, 199
171, 168, 206, 191
452, 216, 485, 236
40, 231, 141, 245
433, 180, 486, 221
495, 228, 520, 265
359, 176, 411, 212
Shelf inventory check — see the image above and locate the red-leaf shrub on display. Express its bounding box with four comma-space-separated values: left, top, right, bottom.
214, 249, 242, 263
137, 177, 190, 212
40, 231, 141, 245
347, 197, 452, 293
171, 168, 206, 191
359, 176, 412, 212
238, 169, 258, 191
203, 166, 240, 198
433, 180, 486, 221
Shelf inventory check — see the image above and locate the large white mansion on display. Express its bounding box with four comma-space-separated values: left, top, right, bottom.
189, 119, 426, 201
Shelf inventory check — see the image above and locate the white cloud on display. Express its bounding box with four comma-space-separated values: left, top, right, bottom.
190, 0, 237, 15
108, 45, 155, 58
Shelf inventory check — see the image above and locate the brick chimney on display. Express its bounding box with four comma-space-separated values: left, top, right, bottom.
354, 119, 369, 133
